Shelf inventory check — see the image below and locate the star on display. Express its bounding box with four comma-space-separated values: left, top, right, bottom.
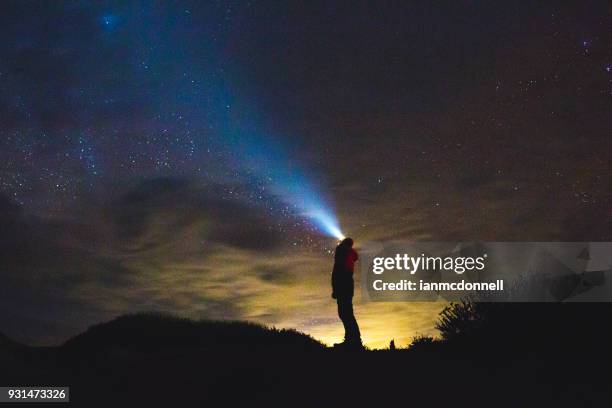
100, 14, 117, 29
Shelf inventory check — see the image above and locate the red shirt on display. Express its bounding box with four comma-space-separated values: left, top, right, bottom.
345, 249, 359, 272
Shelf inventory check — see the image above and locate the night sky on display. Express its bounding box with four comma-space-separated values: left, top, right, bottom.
1, 1, 611, 348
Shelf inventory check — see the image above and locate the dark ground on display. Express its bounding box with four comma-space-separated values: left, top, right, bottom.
1, 310, 611, 407
3, 345, 610, 407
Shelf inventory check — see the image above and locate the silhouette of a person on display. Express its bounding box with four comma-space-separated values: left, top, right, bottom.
331, 237, 362, 348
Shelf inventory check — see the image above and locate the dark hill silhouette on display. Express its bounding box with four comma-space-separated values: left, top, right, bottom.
0, 331, 25, 350
2, 306, 612, 407
0, 331, 31, 360
62, 312, 324, 353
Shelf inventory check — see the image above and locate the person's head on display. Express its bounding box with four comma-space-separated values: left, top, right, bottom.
340, 237, 354, 248
336, 238, 353, 253
335, 238, 351, 262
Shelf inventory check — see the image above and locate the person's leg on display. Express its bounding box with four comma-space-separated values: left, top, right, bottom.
343, 299, 361, 343
337, 298, 361, 343
337, 298, 351, 341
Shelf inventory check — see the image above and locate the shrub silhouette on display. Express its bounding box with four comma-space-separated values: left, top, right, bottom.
434, 300, 612, 355
436, 300, 485, 342
408, 334, 437, 351
62, 312, 324, 353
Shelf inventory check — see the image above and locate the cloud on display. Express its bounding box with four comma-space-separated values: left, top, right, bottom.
107, 177, 281, 252
0, 178, 285, 344
0, 184, 449, 349
253, 265, 297, 284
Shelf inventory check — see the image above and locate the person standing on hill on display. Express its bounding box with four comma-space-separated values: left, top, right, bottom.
331, 237, 362, 349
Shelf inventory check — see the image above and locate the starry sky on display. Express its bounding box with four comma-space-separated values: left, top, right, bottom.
1, 1, 611, 348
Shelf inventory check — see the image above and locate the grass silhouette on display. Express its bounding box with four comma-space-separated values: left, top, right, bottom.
62, 312, 324, 353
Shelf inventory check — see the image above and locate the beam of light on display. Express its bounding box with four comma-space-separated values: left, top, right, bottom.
307, 208, 345, 240
186, 82, 345, 240
276, 176, 345, 240
230, 127, 345, 240
278, 185, 345, 240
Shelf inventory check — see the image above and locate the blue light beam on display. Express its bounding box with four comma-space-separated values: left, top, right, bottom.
221, 119, 345, 240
